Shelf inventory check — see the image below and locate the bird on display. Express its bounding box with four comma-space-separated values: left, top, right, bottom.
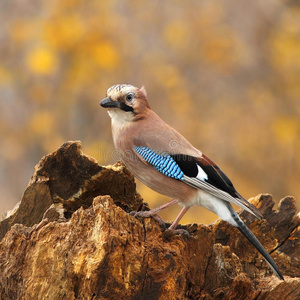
99, 83, 284, 280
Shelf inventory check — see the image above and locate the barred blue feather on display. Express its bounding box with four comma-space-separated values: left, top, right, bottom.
134, 146, 184, 180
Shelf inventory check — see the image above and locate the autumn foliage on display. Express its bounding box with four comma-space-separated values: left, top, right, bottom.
0, 1, 299, 224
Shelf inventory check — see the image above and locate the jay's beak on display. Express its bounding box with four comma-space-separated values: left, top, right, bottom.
100, 97, 119, 108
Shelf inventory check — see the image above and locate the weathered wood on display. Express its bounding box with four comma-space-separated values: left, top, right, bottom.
0, 141, 142, 241
0, 141, 299, 299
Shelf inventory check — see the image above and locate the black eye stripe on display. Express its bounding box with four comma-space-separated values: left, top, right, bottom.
119, 102, 134, 112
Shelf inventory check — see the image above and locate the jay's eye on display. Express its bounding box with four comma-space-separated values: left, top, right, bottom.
126, 93, 134, 102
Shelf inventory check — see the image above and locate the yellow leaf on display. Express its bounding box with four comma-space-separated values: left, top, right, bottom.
273, 117, 299, 144
26, 47, 58, 75
91, 42, 119, 70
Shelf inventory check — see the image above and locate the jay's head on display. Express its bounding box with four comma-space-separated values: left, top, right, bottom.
100, 84, 150, 122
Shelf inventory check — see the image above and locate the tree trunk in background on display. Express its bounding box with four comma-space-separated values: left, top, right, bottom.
0, 141, 299, 299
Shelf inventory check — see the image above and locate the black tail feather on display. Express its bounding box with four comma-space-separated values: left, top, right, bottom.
228, 205, 284, 280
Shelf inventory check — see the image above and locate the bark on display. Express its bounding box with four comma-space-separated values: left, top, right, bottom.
0, 141, 299, 300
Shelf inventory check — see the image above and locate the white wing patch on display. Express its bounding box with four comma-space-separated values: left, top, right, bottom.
196, 165, 208, 181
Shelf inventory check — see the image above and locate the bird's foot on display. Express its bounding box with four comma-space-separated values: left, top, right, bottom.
163, 223, 198, 239
130, 210, 167, 229
129, 210, 154, 218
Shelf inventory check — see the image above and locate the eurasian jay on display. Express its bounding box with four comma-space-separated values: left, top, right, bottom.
100, 84, 283, 280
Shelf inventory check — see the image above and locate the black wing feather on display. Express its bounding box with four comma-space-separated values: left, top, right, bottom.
171, 153, 263, 219
170, 154, 198, 177
170, 154, 238, 198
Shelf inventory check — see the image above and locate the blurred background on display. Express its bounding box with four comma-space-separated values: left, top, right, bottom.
0, 0, 299, 224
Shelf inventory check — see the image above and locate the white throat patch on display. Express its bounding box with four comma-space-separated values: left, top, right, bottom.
108, 108, 135, 129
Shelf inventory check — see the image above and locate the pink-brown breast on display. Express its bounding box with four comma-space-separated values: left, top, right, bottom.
111, 109, 200, 204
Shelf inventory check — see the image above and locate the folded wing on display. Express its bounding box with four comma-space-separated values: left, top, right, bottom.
134, 146, 262, 219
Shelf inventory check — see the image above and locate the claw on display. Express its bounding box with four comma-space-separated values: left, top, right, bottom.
129, 210, 153, 218
129, 210, 167, 229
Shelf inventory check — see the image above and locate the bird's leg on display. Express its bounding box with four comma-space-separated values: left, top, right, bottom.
168, 206, 190, 230
131, 200, 191, 236
162, 206, 191, 237
130, 199, 179, 218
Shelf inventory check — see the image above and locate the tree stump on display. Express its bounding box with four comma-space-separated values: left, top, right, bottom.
0, 141, 299, 299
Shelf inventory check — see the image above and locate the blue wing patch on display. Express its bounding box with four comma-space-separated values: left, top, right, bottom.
134, 146, 184, 180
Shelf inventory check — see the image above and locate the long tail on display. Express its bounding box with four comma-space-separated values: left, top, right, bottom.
227, 204, 284, 280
